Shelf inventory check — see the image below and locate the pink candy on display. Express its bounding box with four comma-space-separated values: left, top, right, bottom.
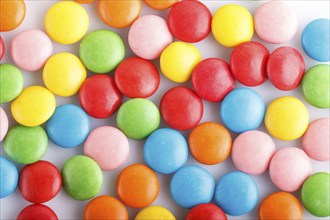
0, 107, 8, 142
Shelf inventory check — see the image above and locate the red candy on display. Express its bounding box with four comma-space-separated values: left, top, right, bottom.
267, 46, 305, 91
79, 75, 122, 118
168, 0, 212, 43
0, 36, 4, 60
186, 204, 227, 220
114, 57, 160, 98
192, 58, 235, 102
230, 41, 270, 86
160, 86, 203, 131
17, 204, 58, 220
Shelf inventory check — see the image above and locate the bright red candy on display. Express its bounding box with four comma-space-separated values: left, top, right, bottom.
267, 46, 305, 91
168, 0, 212, 43
186, 204, 227, 220
192, 58, 235, 102
0, 36, 4, 60
114, 57, 160, 98
160, 86, 203, 131
17, 204, 58, 220
79, 75, 122, 118
230, 41, 270, 87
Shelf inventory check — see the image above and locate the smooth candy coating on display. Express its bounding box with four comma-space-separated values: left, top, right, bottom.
135, 206, 175, 220
0, 156, 18, 199
144, 0, 178, 10
0, 64, 23, 104
0, 0, 26, 32
17, 204, 58, 220
0, 36, 5, 60
186, 204, 227, 220
0, 107, 8, 142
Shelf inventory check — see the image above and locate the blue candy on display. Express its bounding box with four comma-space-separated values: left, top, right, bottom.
0, 156, 18, 199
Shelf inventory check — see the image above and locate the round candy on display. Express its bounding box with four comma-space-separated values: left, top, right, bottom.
0, 156, 18, 199
3, 125, 48, 164
116, 164, 159, 208
267, 46, 306, 91
215, 171, 258, 216
0, 0, 25, 32
170, 166, 215, 208
135, 206, 175, 220
75, 0, 95, 3
46, 104, 90, 148
302, 64, 330, 108
302, 118, 329, 161
43, 53, 86, 97
188, 122, 232, 165
160, 42, 201, 83
301, 172, 330, 217
79, 30, 125, 73
220, 88, 265, 133
45, 1, 89, 44
192, 58, 235, 102
114, 57, 160, 98
232, 131, 276, 175
19, 161, 61, 203
98, 0, 141, 28
0, 64, 23, 104
79, 75, 122, 118
84, 126, 129, 170
269, 147, 312, 192
144, 128, 188, 174
160, 87, 203, 131
0, 36, 5, 60
167, 0, 211, 43
144, 0, 178, 10
11, 86, 56, 127
212, 4, 254, 47
230, 41, 270, 86
0, 107, 9, 142
17, 204, 58, 220
11, 29, 53, 72
116, 98, 160, 139
62, 156, 103, 200
258, 192, 302, 220
302, 19, 330, 62
186, 204, 227, 220
84, 196, 128, 220
265, 96, 309, 140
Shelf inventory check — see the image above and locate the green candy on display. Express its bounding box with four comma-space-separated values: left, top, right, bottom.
62, 156, 103, 201
0, 64, 24, 103
301, 172, 330, 217
117, 98, 160, 140
79, 30, 125, 74
3, 125, 48, 164
302, 64, 330, 108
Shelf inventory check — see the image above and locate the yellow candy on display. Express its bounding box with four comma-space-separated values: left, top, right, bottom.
212, 4, 254, 47
135, 206, 176, 220
265, 96, 309, 141
11, 86, 56, 127
160, 42, 201, 83
45, 1, 89, 44
43, 52, 86, 97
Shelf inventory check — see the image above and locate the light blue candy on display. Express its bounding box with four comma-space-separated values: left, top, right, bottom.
220, 88, 265, 133
302, 18, 330, 62
46, 104, 90, 148
170, 165, 215, 208
0, 156, 18, 199
144, 128, 188, 174
215, 171, 258, 216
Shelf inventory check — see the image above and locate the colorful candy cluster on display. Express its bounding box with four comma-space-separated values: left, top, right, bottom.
0, 0, 329, 219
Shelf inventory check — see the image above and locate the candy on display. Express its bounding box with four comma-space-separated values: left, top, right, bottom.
0, 107, 8, 142
144, 128, 188, 174
265, 96, 309, 140
3, 125, 48, 164
0, 156, 18, 199
62, 156, 103, 200
188, 122, 232, 165
160, 42, 201, 83
0, 36, 4, 60
212, 4, 254, 47
116, 98, 160, 139
19, 161, 61, 203
267, 46, 305, 91
45, 1, 89, 44
17, 204, 58, 220
215, 171, 258, 216
116, 164, 159, 208
160, 87, 203, 131
192, 58, 235, 102
84, 126, 129, 170
0, 64, 23, 104
135, 206, 175, 220
186, 204, 227, 220
170, 166, 215, 208
144, 0, 178, 10
114, 57, 160, 98
269, 147, 312, 192
79, 30, 125, 74
230, 41, 270, 87
220, 88, 265, 133
0, 0, 26, 32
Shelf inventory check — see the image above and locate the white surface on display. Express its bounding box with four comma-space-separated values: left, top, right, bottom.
1, 1, 329, 219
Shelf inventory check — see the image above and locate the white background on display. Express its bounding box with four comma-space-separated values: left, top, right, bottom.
1, 1, 329, 219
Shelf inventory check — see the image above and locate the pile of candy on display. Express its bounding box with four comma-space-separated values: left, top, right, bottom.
0, 0, 329, 219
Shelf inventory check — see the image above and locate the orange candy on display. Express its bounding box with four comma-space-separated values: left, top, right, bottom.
144, 0, 178, 10
0, 0, 26, 32
188, 122, 232, 165
116, 164, 159, 208
75, 0, 95, 3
